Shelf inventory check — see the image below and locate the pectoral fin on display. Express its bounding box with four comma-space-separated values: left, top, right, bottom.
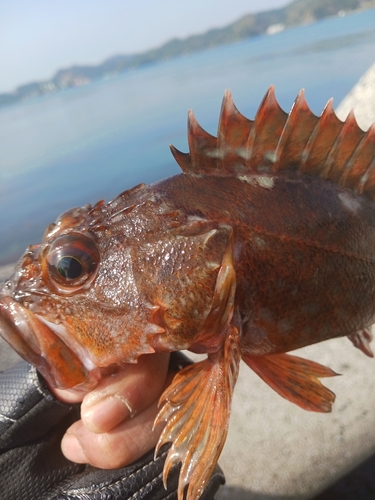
242, 352, 338, 412
154, 325, 241, 500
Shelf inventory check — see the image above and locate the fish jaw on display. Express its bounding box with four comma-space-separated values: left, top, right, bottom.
0, 294, 101, 390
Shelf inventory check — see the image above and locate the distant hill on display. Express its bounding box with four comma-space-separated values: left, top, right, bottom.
1, 0, 375, 108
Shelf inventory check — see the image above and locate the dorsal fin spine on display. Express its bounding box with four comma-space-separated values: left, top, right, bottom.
359, 161, 375, 197
274, 90, 318, 172
187, 110, 218, 172
360, 152, 375, 197
247, 86, 287, 171
171, 89, 375, 201
339, 124, 375, 190
299, 98, 342, 175
169, 145, 192, 173
218, 90, 253, 174
321, 110, 364, 182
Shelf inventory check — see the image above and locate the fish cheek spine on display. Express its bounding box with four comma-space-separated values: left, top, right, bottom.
129, 222, 235, 353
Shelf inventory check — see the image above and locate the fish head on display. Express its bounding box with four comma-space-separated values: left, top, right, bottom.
0, 195, 162, 389
0, 202, 115, 389
0, 183, 234, 390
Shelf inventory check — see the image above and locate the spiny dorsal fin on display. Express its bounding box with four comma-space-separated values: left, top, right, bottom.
170, 88, 375, 200
341, 124, 375, 193
321, 110, 364, 182
274, 90, 319, 172
245, 86, 287, 172
187, 110, 218, 172
217, 90, 253, 174
299, 98, 342, 176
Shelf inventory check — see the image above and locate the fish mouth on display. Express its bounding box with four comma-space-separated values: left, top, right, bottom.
0, 294, 99, 389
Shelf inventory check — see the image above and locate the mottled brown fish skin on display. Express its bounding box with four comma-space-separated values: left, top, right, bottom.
151, 172, 375, 353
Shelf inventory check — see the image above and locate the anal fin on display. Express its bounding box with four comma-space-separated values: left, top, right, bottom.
154, 325, 241, 500
348, 328, 374, 358
242, 352, 338, 412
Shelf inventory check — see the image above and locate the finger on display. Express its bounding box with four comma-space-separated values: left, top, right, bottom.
81, 352, 170, 433
52, 385, 89, 404
61, 396, 166, 468
51, 352, 169, 424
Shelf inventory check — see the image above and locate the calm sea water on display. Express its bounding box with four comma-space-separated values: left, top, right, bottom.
0, 9, 375, 265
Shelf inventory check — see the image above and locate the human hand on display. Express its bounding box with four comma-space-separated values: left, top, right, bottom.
0, 355, 224, 499
51, 352, 171, 469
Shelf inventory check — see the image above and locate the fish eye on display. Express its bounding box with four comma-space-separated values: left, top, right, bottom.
56, 256, 84, 280
46, 233, 100, 292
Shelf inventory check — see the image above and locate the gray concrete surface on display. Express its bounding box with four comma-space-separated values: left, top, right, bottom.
1, 65, 375, 499
216, 340, 375, 499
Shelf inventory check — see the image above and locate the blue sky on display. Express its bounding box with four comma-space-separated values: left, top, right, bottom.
1, 0, 289, 93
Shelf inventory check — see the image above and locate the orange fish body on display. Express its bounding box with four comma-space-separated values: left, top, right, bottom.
1, 88, 375, 500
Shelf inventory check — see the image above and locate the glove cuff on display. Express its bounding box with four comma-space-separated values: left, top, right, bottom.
46, 445, 224, 499
0, 362, 83, 500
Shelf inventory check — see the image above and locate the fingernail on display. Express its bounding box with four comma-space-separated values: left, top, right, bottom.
61, 432, 88, 463
82, 395, 134, 433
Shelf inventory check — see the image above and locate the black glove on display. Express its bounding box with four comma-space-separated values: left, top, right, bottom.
0, 358, 225, 500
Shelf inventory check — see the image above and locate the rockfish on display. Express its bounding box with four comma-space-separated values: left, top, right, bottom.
1, 88, 375, 500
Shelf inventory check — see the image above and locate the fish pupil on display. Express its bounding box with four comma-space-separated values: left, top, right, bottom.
57, 256, 83, 280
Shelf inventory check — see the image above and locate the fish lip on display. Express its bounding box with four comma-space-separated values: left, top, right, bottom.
0, 295, 42, 360
0, 294, 91, 389
35, 314, 98, 372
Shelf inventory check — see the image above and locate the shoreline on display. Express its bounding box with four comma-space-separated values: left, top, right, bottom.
2, 4, 375, 109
